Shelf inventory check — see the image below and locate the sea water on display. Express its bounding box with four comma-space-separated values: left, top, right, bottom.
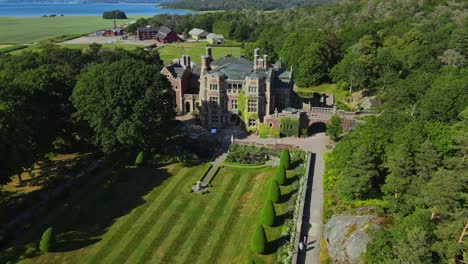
0, 2, 191, 17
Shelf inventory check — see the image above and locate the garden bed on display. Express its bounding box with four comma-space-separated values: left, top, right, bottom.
226, 144, 279, 165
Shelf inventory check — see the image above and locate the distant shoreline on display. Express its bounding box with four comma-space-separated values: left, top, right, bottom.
0, 2, 194, 17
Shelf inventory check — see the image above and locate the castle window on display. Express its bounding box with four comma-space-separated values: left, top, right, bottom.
212, 115, 218, 124
248, 86, 257, 93
248, 119, 256, 127
238, 84, 243, 90
209, 96, 218, 109
248, 99, 257, 112
231, 100, 238, 109
210, 84, 218, 90
227, 83, 232, 93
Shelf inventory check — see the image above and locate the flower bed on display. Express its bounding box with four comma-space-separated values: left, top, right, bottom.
226, 144, 279, 165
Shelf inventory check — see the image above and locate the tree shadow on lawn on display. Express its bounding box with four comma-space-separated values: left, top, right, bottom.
264, 235, 289, 255
278, 188, 298, 204
284, 175, 299, 187
0, 166, 172, 263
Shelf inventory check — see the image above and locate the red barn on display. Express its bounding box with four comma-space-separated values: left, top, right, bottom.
136, 26, 180, 43
154, 26, 180, 43
136, 27, 158, 40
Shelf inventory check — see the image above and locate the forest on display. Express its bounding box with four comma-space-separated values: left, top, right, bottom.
0, 45, 176, 185
0, 0, 467, 262
160, 0, 331, 11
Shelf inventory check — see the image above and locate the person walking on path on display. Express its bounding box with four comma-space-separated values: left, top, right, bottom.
299, 241, 304, 252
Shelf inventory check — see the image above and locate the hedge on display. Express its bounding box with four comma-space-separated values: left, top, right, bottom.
280, 149, 290, 169
39, 227, 55, 253
268, 179, 281, 203
251, 225, 267, 254
135, 152, 144, 166
0, 45, 27, 54
275, 166, 286, 185
261, 200, 276, 226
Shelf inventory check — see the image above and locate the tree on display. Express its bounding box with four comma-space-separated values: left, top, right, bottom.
275, 166, 286, 185
102, 10, 127, 19
296, 43, 330, 87
251, 225, 267, 254
71, 59, 175, 153
279, 149, 290, 169
135, 152, 144, 167
268, 179, 280, 203
39, 227, 55, 253
261, 200, 276, 226
331, 52, 375, 93
326, 115, 342, 141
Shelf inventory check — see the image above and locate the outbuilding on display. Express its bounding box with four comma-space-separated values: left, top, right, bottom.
189, 28, 209, 40
207, 33, 224, 44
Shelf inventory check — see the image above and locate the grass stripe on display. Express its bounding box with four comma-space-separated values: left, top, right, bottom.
205, 175, 256, 263
178, 171, 243, 263
190, 172, 252, 264
156, 196, 209, 263
126, 199, 189, 263
84, 167, 189, 263
161, 170, 241, 264
99, 167, 193, 263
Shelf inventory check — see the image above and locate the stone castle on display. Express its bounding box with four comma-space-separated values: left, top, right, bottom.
161, 47, 295, 129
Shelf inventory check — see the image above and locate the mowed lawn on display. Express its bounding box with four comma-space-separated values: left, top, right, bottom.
0, 16, 136, 44
2, 162, 290, 264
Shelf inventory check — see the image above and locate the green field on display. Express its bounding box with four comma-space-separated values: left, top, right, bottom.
1, 161, 296, 264
11, 42, 242, 65
158, 42, 242, 65
0, 16, 137, 44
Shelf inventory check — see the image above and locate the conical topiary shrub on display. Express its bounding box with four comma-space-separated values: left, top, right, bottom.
268, 179, 281, 203
39, 227, 55, 253
261, 200, 276, 226
251, 225, 267, 254
135, 151, 144, 167
275, 165, 286, 185
280, 149, 290, 169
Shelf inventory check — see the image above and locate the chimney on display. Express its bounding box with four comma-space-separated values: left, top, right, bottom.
201, 55, 210, 73
206, 46, 212, 58
263, 54, 268, 69
254, 48, 260, 70
186, 55, 191, 68
254, 48, 260, 57
182, 55, 187, 67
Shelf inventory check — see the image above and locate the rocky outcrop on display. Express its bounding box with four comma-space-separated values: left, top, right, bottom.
324, 214, 379, 263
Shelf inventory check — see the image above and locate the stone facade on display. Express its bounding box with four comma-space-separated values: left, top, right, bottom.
162, 47, 294, 129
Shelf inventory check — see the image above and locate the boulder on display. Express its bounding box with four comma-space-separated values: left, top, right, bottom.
360, 96, 382, 110
324, 214, 379, 263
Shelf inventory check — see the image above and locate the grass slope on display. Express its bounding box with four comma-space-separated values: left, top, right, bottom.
0, 16, 135, 44
3, 163, 294, 264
